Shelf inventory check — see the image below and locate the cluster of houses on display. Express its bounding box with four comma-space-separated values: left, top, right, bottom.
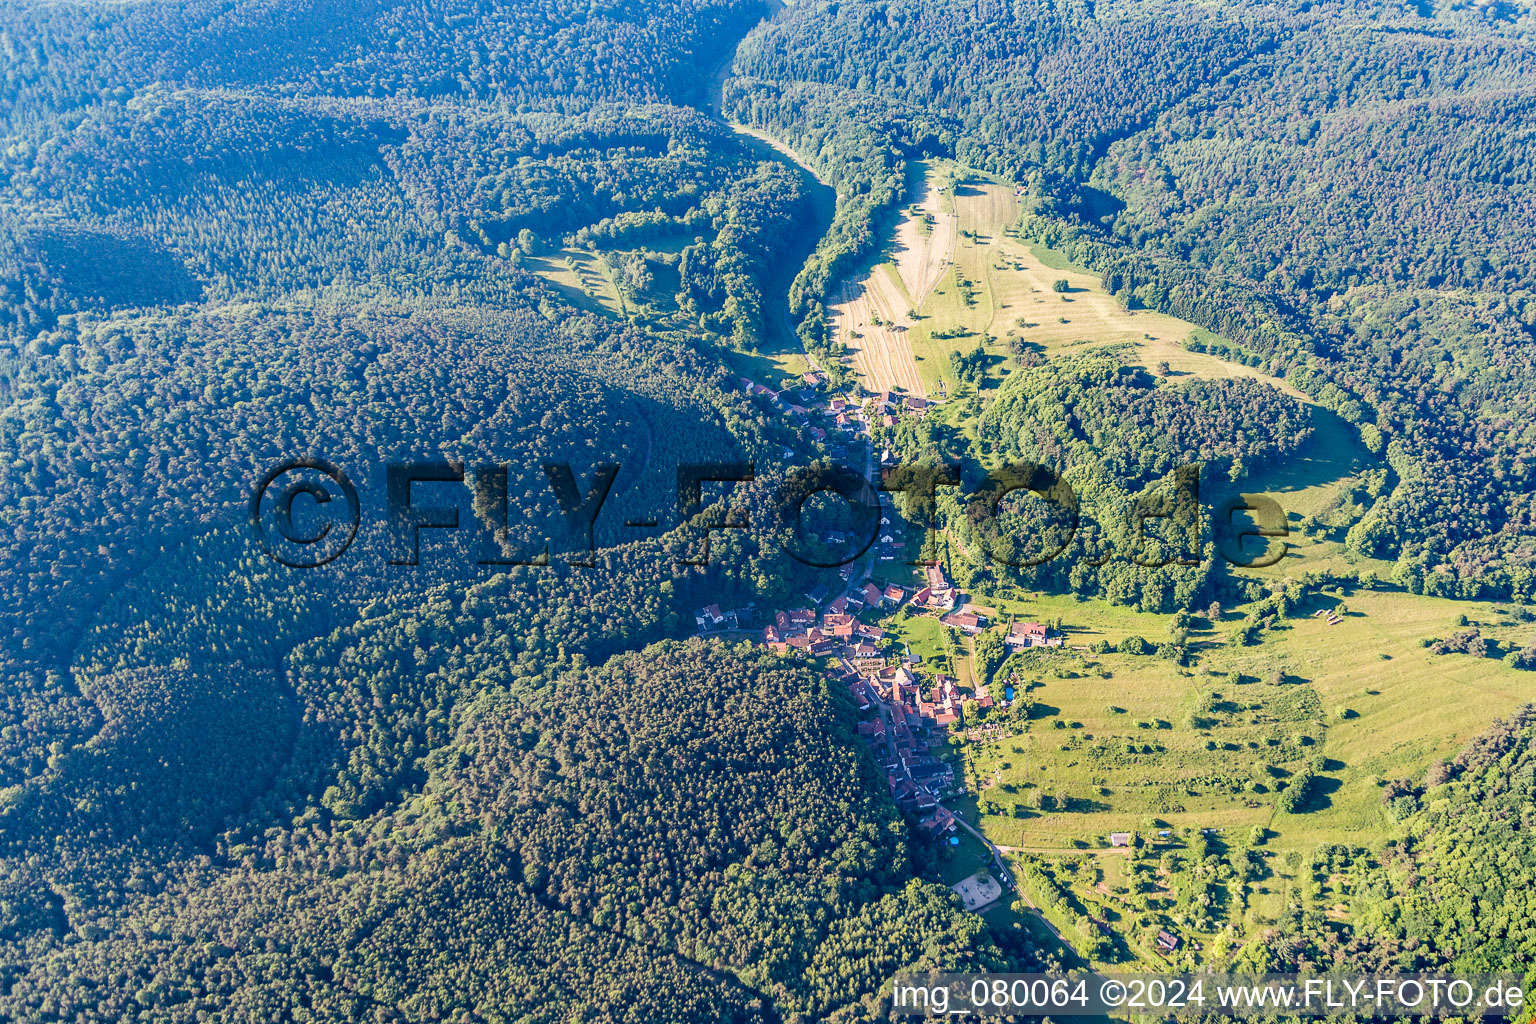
686, 431, 1067, 852
760, 581, 905, 658
738, 372, 872, 451
734, 576, 976, 840
738, 374, 933, 454
913, 563, 959, 610
941, 608, 987, 633
851, 667, 963, 838
867, 390, 929, 429
928, 612, 1065, 648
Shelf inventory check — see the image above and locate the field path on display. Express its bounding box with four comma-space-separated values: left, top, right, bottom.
894, 175, 958, 304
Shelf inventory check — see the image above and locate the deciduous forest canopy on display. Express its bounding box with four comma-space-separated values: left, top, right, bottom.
1, 0, 1534, 1018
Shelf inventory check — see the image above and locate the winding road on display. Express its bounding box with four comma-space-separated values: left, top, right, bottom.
700, 7, 1080, 965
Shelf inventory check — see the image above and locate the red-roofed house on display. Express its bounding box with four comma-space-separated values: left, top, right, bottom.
917, 804, 956, 836
941, 611, 985, 633
1006, 621, 1062, 649
825, 613, 856, 638
695, 605, 737, 631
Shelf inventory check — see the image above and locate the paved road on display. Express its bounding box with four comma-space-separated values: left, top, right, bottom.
949, 813, 1075, 949
702, 14, 1077, 963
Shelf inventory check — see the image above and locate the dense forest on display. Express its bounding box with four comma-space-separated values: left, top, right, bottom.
956, 355, 1314, 611
0, 642, 1057, 1022
730, 0, 1536, 599
4, 0, 1536, 1015
0, 0, 1044, 1019
0, 0, 1046, 1018
873, 354, 1315, 611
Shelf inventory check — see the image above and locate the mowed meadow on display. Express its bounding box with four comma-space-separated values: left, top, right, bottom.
971, 588, 1536, 847
829, 159, 1306, 400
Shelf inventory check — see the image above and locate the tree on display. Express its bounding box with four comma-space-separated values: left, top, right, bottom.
1120, 635, 1151, 655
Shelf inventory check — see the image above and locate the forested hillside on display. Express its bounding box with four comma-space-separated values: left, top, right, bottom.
0, 0, 1046, 1018
729, 0, 1536, 599
4, 0, 1536, 1014
1241, 704, 1536, 976
0, 0, 764, 124
948, 355, 1316, 611
0, 642, 1055, 1022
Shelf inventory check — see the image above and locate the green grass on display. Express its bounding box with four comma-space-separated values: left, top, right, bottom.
721, 346, 811, 389
1024, 242, 1090, 274
973, 588, 1536, 839
525, 248, 625, 315
886, 610, 957, 674
935, 826, 995, 887
875, 159, 1302, 399
950, 582, 1536, 966
977, 589, 1182, 648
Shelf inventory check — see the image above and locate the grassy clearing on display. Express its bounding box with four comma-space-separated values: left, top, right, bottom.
833, 262, 927, 395
852, 159, 1309, 401
1207, 406, 1399, 583
1215, 587, 1536, 843
722, 346, 811, 389
969, 586, 1536, 846
525, 248, 625, 316
886, 610, 956, 672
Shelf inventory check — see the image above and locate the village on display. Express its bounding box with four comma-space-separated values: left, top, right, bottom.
696, 281, 1348, 967
701, 365, 1227, 958
696, 371, 1067, 862
707, 366, 1220, 959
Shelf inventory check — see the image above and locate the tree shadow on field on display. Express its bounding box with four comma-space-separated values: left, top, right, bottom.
1299, 775, 1342, 812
